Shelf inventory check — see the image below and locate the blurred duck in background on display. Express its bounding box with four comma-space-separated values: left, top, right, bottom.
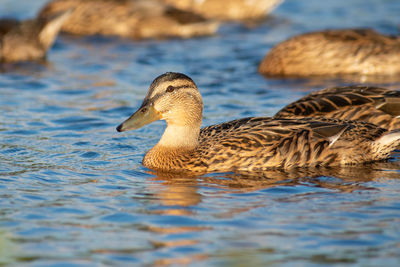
38, 0, 219, 39
259, 29, 400, 77
160, 0, 283, 20
274, 86, 400, 131
0, 10, 71, 62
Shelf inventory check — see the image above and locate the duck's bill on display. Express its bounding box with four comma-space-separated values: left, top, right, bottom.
116, 105, 160, 132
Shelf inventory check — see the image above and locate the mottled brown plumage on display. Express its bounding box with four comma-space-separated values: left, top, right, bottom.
160, 0, 283, 20
0, 10, 71, 62
259, 29, 400, 77
116, 73, 400, 174
39, 0, 219, 39
275, 86, 400, 130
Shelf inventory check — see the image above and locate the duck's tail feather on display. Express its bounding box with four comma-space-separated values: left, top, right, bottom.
376, 129, 400, 148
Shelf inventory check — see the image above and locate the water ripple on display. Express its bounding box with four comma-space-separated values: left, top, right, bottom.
1, 0, 400, 266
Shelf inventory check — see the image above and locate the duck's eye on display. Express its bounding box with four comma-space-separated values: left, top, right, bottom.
166, 86, 175, 93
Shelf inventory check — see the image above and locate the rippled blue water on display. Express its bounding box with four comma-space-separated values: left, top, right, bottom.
1, 0, 400, 266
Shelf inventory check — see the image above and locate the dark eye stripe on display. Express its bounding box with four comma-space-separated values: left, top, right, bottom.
166, 84, 196, 92
141, 84, 197, 107
173, 85, 195, 90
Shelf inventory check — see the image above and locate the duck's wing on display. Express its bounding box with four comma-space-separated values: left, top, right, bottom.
201, 117, 383, 146
275, 86, 400, 129
198, 117, 387, 169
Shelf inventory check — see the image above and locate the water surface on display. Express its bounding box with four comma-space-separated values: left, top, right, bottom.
1, 0, 400, 266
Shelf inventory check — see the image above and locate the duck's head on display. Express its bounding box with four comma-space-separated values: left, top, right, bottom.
117, 72, 203, 132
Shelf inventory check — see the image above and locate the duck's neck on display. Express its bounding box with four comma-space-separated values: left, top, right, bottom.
156, 123, 200, 150
143, 122, 201, 170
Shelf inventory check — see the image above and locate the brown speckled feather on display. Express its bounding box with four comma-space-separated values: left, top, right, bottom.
259, 29, 400, 77
143, 117, 396, 173
275, 86, 400, 130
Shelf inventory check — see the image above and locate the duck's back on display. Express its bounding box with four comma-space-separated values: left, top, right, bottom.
191, 117, 396, 172
259, 29, 400, 76
39, 0, 145, 36
275, 86, 400, 130
160, 0, 283, 20
39, 0, 218, 39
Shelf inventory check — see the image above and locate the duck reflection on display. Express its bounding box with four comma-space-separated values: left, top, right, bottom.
148, 159, 400, 194
146, 173, 201, 216
143, 159, 400, 265
141, 172, 206, 266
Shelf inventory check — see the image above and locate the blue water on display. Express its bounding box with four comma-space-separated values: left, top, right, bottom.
1, 0, 400, 266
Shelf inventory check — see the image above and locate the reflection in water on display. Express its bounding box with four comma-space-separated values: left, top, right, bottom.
152, 254, 208, 267
144, 159, 400, 265
0, 60, 50, 75
149, 158, 400, 193
2, 0, 400, 265
0, 230, 17, 265
149, 176, 202, 213
143, 174, 209, 265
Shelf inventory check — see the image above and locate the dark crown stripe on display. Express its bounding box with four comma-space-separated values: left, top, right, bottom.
147, 72, 196, 96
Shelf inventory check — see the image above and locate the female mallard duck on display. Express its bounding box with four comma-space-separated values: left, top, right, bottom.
0, 10, 71, 62
38, 0, 219, 39
259, 29, 400, 77
275, 86, 400, 130
160, 0, 283, 20
116, 72, 400, 173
